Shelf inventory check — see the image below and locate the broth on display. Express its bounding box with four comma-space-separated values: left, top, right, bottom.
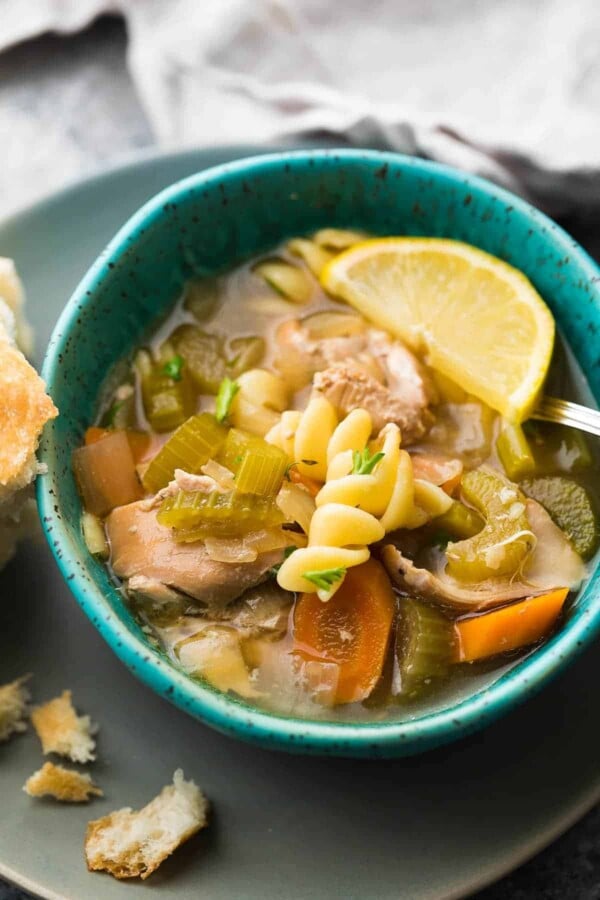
74, 233, 599, 722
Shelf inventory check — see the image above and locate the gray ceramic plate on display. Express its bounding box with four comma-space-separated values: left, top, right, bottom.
0, 147, 599, 900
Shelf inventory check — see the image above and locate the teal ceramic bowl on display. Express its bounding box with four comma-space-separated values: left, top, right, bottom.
38, 150, 600, 757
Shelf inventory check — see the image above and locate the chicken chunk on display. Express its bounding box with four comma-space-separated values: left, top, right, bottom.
382, 545, 539, 612
382, 499, 585, 612
107, 501, 282, 610
274, 318, 381, 390
276, 318, 435, 441
314, 363, 433, 442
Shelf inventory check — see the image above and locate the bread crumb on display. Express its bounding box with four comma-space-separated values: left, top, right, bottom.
31, 690, 97, 763
0, 675, 30, 742
24, 762, 102, 802
85, 769, 208, 880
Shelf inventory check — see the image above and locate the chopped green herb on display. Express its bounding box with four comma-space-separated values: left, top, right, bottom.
430, 530, 453, 551
215, 377, 240, 423
103, 400, 123, 427
301, 459, 318, 466
351, 448, 385, 475
303, 567, 346, 593
270, 545, 297, 577
162, 354, 185, 382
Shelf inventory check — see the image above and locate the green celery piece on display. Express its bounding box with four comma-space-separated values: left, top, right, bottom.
445, 467, 535, 582
520, 475, 598, 559
219, 428, 257, 473
141, 413, 227, 493
171, 324, 227, 393
158, 490, 284, 537
496, 422, 535, 480
433, 501, 484, 540
141, 363, 195, 433
235, 443, 288, 496
396, 597, 456, 696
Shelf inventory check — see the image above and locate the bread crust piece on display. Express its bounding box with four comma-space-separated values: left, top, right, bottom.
31, 690, 97, 763
24, 762, 102, 802
0, 337, 57, 489
0, 261, 57, 571
85, 770, 209, 880
0, 674, 31, 742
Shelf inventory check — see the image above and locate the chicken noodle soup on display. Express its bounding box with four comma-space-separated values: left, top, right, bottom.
72, 231, 598, 721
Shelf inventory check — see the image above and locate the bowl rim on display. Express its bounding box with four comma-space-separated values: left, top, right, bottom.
38, 147, 600, 755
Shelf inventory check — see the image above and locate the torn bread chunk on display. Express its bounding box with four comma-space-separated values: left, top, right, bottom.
0, 674, 31, 742
24, 762, 102, 802
0, 257, 33, 355
85, 769, 208, 880
31, 690, 97, 763
0, 261, 57, 569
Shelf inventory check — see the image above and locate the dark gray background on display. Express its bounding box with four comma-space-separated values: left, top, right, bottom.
0, 15, 599, 900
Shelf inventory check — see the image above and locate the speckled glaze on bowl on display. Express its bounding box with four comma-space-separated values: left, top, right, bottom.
38, 150, 600, 757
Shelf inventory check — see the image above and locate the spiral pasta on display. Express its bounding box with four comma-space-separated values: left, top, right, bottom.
272, 398, 442, 599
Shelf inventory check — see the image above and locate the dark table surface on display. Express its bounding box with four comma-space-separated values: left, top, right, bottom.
1, 15, 599, 900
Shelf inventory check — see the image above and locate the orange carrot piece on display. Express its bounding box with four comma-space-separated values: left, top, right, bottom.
126, 430, 151, 463
293, 558, 396, 704
455, 588, 569, 663
289, 467, 321, 497
85, 427, 111, 445
73, 431, 142, 517
85, 427, 150, 464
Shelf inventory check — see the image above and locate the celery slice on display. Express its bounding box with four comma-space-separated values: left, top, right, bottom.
140, 352, 196, 433
446, 468, 535, 582
81, 511, 108, 558
141, 413, 227, 493
521, 475, 598, 559
171, 324, 227, 393
396, 597, 456, 696
235, 444, 288, 496
496, 422, 535, 480
217, 428, 288, 496
158, 490, 284, 538
433, 501, 484, 540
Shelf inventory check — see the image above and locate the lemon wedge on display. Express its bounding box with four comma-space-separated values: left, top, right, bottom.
321, 238, 554, 421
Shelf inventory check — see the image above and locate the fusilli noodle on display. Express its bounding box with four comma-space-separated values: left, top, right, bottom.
271, 398, 442, 599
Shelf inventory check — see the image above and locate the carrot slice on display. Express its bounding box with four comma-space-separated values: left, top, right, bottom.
85, 427, 111, 445
293, 558, 396, 704
455, 588, 569, 663
126, 430, 152, 464
85, 427, 150, 464
289, 467, 321, 497
73, 431, 142, 516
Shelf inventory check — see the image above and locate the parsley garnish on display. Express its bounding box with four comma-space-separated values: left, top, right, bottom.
161, 354, 184, 381
302, 567, 346, 593
351, 448, 385, 475
215, 377, 240, 423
